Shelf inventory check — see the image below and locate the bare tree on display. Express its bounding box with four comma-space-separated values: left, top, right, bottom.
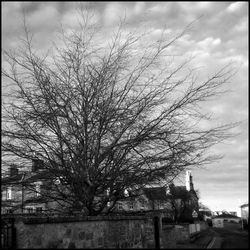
2, 11, 238, 215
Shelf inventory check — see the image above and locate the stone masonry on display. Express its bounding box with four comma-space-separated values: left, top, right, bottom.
14, 215, 154, 249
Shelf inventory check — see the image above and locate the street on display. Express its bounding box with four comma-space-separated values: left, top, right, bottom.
173, 225, 248, 249
211, 227, 248, 249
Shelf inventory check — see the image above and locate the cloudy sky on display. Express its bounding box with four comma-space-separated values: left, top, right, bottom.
2, 2, 248, 215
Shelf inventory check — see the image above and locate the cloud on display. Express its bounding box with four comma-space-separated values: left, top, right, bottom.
148, 3, 169, 14
103, 3, 127, 26
196, 2, 213, 10
26, 4, 59, 31
197, 37, 221, 49
227, 2, 245, 13
233, 17, 248, 33
133, 2, 146, 15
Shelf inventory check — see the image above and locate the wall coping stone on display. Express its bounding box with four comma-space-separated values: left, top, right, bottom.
18, 215, 148, 224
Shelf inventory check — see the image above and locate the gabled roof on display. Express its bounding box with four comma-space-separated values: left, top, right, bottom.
24, 196, 50, 204
167, 185, 189, 199
213, 213, 240, 219
1, 173, 25, 185
24, 171, 52, 183
143, 187, 168, 201
240, 203, 248, 208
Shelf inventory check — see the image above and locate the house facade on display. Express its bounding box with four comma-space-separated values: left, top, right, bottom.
1, 160, 61, 214
112, 171, 199, 223
212, 213, 241, 228
2, 162, 199, 220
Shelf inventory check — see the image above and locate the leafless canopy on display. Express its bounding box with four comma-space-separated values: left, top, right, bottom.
2, 12, 237, 215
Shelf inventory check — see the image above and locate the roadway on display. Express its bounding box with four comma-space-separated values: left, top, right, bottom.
210, 227, 248, 249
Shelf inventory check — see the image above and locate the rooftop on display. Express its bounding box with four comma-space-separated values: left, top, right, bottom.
1, 173, 25, 185
240, 204, 248, 208
213, 213, 240, 219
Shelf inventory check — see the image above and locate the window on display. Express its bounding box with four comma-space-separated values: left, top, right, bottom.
129, 202, 134, 210
6, 209, 13, 214
35, 184, 41, 197
141, 200, 145, 209
118, 203, 123, 210
26, 207, 34, 213
159, 201, 163, 209
7, 187, 12, 200
106, 188, 110, 196
36, 207, 43, 213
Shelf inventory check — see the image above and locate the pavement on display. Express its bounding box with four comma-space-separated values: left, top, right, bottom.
212, 227, 248, 249
176, 227, 248, 249
175, 228, 221, 249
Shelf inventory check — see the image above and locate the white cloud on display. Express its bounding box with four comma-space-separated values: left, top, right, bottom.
197, 37, 221, 49
148, 3, 169, 14
212, 38, 221, 46
27, 4, 59, 31
227, 2, 245, 13
61, 9, 80, 28
233, 17, 248, 32
133, 2, 145, 15
196, 2, 212, 10
61, 8, 100, 29
2, 2, 22, 12
103, 3, 128, 26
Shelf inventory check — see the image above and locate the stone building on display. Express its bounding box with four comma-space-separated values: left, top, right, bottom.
1, 160, 59, 214
2, 162, 198, 220
113, 171, 199, 223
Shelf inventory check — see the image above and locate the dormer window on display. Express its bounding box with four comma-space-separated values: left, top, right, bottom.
7, 187, 12, 200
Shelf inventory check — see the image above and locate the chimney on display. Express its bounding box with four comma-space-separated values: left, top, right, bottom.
186, 170, 194, 191
32, 159, 44, 172
190, 174, 194, 191
185, 170, 191, 191
9, 166, 18, 177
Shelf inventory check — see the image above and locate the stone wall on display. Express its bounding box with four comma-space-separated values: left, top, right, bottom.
161, 222, 208, 248
14, 215, 154, 249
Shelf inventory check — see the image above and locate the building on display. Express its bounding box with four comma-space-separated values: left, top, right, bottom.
2, 162, 198, 220
1, 160, 62, 214
1, 167, 26, 214
212, 213, 241, 228
113, 171, 199, 223
240, 203, 248, 220
199, 203, 212, 221
240, 203, 248, 229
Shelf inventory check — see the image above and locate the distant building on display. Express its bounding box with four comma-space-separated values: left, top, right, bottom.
199, 203, 212, 221
240, 203, 248, 223
113, 187, 173, 213
113, 170, 199, 223
212, 213, 241, 228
